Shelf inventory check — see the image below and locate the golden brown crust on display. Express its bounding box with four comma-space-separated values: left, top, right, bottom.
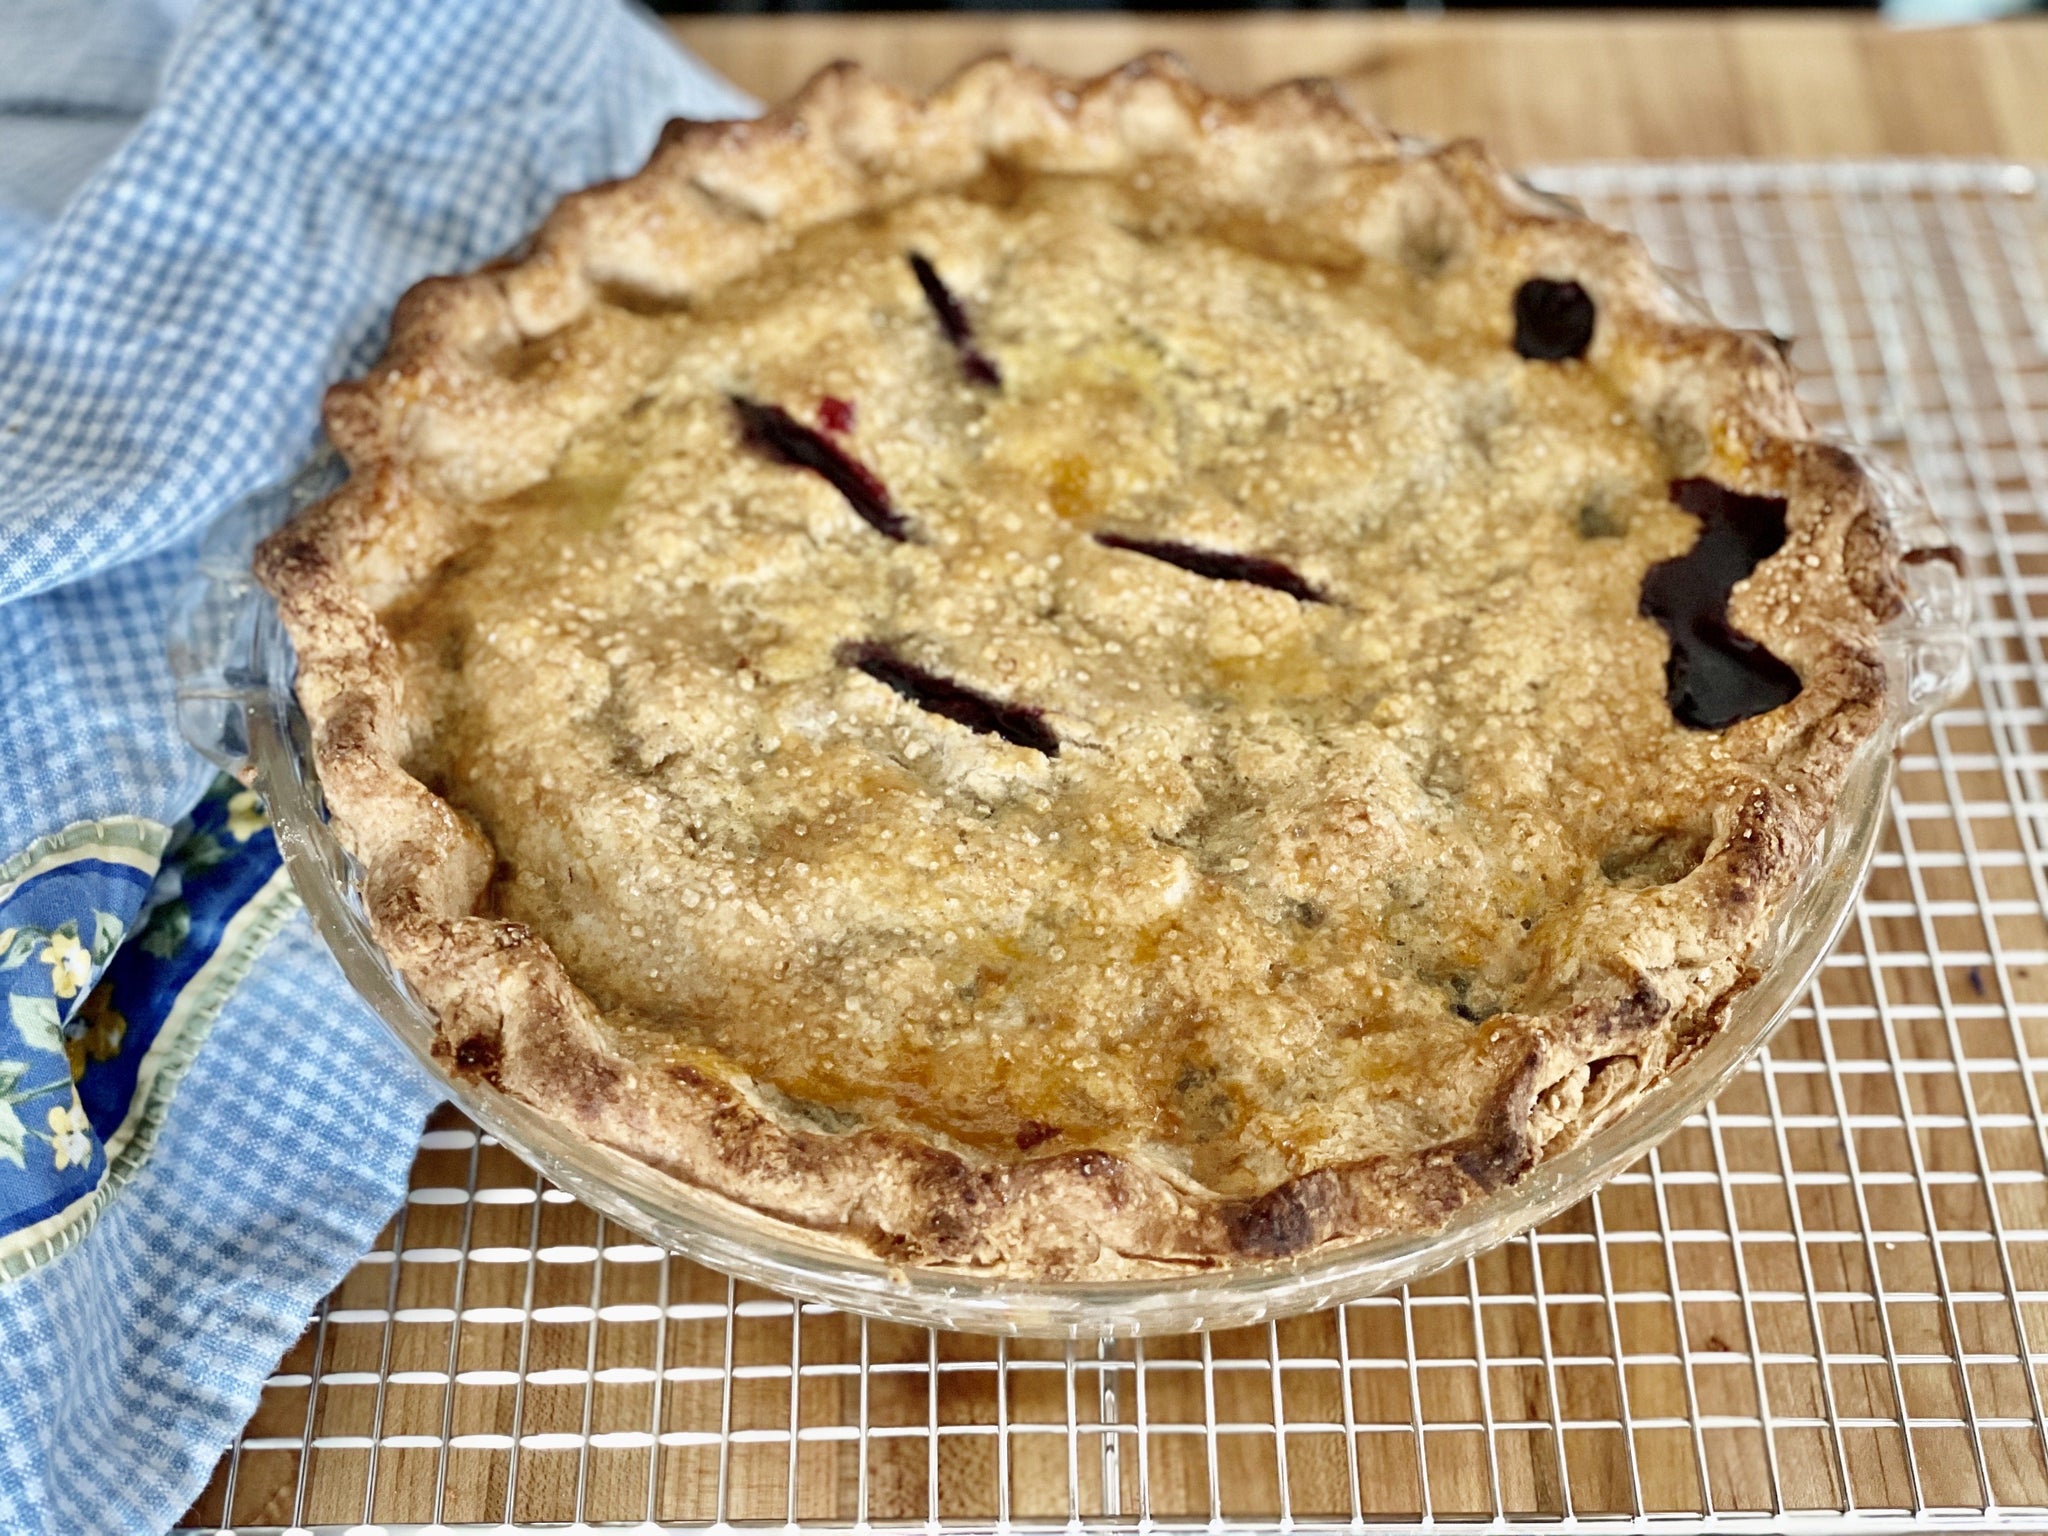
257, 55, 1904, 1277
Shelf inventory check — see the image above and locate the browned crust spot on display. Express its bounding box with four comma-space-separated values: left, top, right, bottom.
255, 54, 1907, 1280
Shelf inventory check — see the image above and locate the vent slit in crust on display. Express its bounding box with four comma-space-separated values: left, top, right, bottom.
1640, 479, 1804, 731
837, 640, 1060, 756
1513, 277, 1597, 361
1092, 533, 1327, 603
908, 251, 1002, 387
730, 395, 910, 541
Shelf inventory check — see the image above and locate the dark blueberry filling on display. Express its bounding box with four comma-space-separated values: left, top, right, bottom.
731, 395, 909, 542
1093, 533, 1326, 604
1513, 278, 1597, 361
1639, 478, 1803, 730
909, 252, 1001, 387
838, 640, 1059, 757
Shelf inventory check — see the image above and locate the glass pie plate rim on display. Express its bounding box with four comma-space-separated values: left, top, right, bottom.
170, 436, 1971, 1339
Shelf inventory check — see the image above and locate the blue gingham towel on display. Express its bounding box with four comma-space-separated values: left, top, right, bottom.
0, 4, 750, 1531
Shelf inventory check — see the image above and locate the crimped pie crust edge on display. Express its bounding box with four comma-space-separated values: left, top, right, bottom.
255, 54, 1906, 1278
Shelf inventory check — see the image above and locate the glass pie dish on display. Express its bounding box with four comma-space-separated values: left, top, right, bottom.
170, 430, 1968, 1339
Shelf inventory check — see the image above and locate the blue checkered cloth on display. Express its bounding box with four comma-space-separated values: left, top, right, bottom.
0, 4, 750, 1531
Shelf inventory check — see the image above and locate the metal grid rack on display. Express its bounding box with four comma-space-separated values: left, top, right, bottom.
178, 159, 2048, 1533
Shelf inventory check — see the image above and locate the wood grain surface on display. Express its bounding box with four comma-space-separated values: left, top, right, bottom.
667, 12, 2048, 162
181, 16, 2048, 1532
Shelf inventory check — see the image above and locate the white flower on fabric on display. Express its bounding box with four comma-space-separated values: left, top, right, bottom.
46, 1092, 91, 1171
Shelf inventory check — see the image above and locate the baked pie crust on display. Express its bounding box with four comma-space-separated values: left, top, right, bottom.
257, 56, 1906, 1277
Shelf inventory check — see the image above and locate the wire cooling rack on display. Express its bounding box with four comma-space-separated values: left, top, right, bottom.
177, 159, 2048, 1533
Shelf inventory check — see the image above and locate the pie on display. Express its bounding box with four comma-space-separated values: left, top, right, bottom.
257, 55, 1907, 1277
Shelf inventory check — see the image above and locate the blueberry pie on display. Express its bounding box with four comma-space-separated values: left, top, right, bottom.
259, 57, 1907, 1276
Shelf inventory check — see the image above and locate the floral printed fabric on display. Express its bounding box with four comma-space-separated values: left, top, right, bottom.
0, 779, 295, 1281
0, 820, 163, 1245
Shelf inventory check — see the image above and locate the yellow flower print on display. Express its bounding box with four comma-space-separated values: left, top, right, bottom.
46, 1091, 91, 1171
224, 788, 267, 843
40, 929, 92, 999
66, 984, 127, 1081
